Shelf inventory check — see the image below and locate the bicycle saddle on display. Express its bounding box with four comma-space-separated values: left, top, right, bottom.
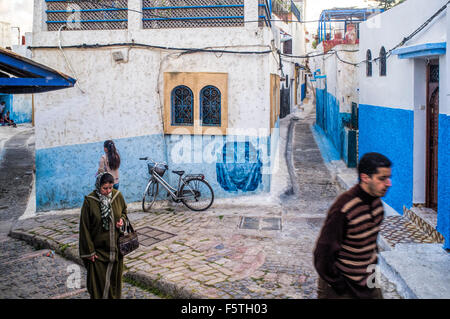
172, 170, 185, 176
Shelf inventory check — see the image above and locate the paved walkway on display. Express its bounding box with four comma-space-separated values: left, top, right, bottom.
3, 105, 401, 299
0, 124, 160, 299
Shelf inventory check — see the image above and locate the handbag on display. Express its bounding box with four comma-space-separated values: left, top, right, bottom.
118, 217, 139, 256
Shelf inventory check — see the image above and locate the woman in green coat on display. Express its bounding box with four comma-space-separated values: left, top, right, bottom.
79, 172, 127, 299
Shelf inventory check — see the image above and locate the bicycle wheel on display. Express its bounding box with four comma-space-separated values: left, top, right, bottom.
142, 180, 159, 212
180, 178, 214, 211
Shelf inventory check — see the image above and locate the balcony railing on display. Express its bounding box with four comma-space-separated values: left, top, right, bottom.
258, 0, 272, 27
142, 0, 245, 29
45, 0, 274, 31
45, 0, 128, 31
290, 0, 302, 22
271, 0, 289, 22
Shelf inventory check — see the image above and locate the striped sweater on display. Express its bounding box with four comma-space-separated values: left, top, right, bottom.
314, 184, 384, 298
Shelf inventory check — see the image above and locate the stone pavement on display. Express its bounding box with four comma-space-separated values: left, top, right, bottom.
308, 109, 450, 299
0, 231, 161, 299
0, 124, 160, 299
4, 103, 401, 299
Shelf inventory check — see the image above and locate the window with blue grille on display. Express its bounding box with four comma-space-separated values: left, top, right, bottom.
380, 46, 387, 77
200, 85, 221, 126
366, 49, 372, 77
171, 85, 194, 126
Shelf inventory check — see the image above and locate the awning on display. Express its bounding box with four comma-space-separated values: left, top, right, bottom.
0, 47, 76, 94
392, 42, 446, 59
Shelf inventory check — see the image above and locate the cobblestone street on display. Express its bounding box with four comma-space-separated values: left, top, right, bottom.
0, 231, 161, 299
0, 126, 160, 299
1, 109, 402, 299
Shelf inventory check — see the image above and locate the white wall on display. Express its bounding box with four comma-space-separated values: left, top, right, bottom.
308, 42, 358, 112
31, 0, 280, 150
359, 0, 447, 111
412, 59, 427, 204
0, 21, 11, 48
303, 0, 379, 52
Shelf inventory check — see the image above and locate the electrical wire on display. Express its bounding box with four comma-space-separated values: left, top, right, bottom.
43, 1, 449, 71
31, 42, 273, 55
54, 0, 326, 25
57, 25, 85, 93
285, 0, 450, 67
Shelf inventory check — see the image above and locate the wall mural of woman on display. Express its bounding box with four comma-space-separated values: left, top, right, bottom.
216, 141, 263, 192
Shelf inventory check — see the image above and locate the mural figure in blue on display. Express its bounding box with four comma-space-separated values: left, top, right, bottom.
216, 141, 262, 192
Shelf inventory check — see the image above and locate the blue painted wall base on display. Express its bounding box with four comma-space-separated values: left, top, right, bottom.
358, 104, 414, 215
315, 88, 354, 167
437, 113, 450, 249
35, 132, 273, 211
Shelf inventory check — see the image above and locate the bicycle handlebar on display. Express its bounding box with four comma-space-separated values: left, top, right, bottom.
139, 157, 155, 163
139, 158, 167, 168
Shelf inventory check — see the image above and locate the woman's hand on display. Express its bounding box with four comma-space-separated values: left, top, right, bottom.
116, 218, 124, 229
88, 255, 98, 262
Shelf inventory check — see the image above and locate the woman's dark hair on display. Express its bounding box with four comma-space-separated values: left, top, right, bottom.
104, 140, 120, 170
358, 152, 392, 181
100, 172, 115, 186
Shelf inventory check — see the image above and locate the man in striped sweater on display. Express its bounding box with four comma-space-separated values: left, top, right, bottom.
314, 152, 392, 299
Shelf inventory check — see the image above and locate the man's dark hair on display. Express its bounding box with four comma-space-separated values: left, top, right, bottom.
100, 172, 115, 185
358, 152, 392, 181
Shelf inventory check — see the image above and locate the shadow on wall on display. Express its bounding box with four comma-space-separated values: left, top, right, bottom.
216, 141, 263, 192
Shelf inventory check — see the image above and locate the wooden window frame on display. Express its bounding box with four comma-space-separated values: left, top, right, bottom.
270, 73, 280, 130
164, 72, 228, 135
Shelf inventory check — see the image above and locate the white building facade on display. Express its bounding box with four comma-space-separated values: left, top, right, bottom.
31, 0, 304, 211
358, 0, 450, 249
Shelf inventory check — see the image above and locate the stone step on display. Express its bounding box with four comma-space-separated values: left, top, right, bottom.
380, 216, 439, 249
403, 206, 444, 243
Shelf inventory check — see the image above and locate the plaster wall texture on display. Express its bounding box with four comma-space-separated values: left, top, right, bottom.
358, 0, 447, 111
358, 0, 450, 248
32, 46, 274, 150
308, 43, 358, 165
31, 1, 287, 211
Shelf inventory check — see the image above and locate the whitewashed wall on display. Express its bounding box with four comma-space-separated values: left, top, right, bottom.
31, 0, 286, 211
359, 0, 447, 111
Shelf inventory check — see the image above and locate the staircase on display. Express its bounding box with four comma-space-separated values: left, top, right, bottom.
380, 206, 444, 249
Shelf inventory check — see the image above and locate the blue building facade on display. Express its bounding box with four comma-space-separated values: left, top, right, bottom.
358, 0, 450, 249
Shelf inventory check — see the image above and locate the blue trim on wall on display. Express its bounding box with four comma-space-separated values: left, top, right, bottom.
36, 134, 166, 211
311, 124, 341, 163
301, 83, 306, 101
437, 113, 450, 249
358, 104, 414, 214
315, 88, 351, 162
392, 42, 446, 59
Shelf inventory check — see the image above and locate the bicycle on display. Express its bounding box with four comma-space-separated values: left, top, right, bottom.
139, 157, 214, 212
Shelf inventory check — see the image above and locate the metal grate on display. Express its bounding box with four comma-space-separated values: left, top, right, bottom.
258, 0, 271, 27
172, 85, 194, 126
46, 0, 128, 31
142, 0, 244, 29
200, 85, 221, 126
429, 64, 439, 83
136, 226, 176, 247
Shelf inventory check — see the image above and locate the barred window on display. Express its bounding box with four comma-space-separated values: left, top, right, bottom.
200, 86, 221, 126
171, 85, 194, 126
366, 50, 372, 77
380, 46, 387, 77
